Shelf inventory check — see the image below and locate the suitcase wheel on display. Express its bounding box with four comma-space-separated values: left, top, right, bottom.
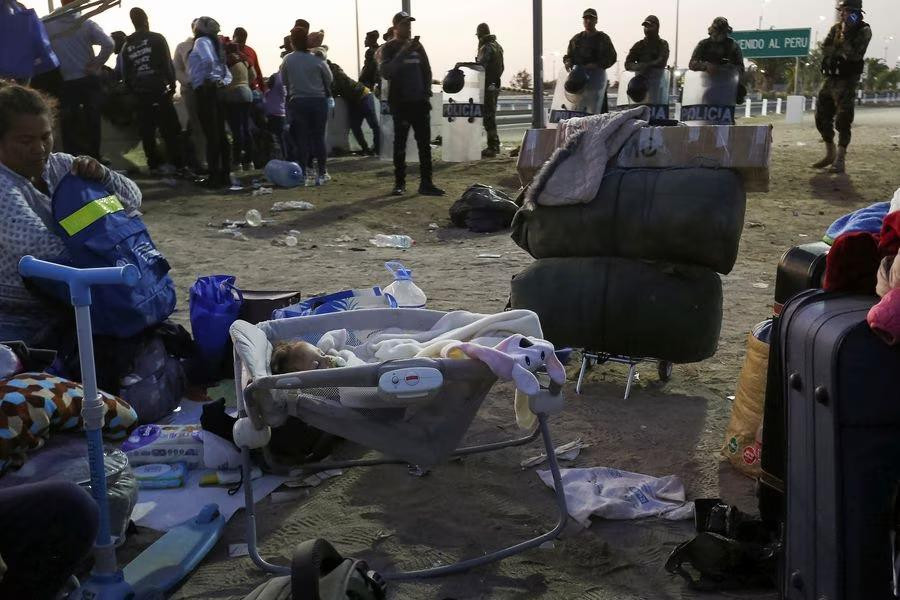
658, 361, 673, 382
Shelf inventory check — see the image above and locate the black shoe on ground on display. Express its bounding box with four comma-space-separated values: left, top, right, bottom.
392, 184, 406, 196
418, 183, 446, 196
481, 148, 498, 158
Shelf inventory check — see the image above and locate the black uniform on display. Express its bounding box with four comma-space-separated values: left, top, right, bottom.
476, 34, 504, 153
564, 30, 616, 112
689, 37, 745, 73
121, 30, 184, 170
625, 36, 670, 71
816, 20, 872, 147
379, 38, 435, 188
359, 47, 378, 89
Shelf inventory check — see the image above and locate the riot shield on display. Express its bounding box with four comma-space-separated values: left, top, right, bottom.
548, 66, 608, 127
681, 68, 739, 125
378, 78, 420, 163
441, 63, 485, 162
615, 67, 671, 120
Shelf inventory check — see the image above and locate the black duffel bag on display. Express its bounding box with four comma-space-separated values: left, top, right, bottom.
450, 184, 519, 233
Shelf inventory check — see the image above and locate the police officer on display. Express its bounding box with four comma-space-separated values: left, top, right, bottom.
563, 8, 617, 113
475, 23, 504, 157
379, 11, 445, 196
812, 0, 872, 173
625, 15, 669, 74
689, 17, 744, 75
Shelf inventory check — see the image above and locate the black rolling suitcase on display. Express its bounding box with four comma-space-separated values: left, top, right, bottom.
775, 290, 900, 600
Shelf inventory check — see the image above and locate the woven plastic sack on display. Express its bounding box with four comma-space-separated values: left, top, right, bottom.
722, 320, 771, 478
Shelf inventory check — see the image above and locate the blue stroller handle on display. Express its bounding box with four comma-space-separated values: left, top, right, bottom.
18, 255, 138, 307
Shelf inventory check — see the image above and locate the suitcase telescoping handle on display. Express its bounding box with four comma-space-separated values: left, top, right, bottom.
17, 255, 139, 577
18, 255, 138, 307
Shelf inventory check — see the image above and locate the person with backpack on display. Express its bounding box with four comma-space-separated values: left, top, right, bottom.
475, 23, 504, 158
0, 80, 141, 345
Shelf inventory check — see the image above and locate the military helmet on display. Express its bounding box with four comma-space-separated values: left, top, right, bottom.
627, 74, 649, 103
837, 0, 863, 9
565, 65, 589, 94
476, 23, 491, 37
442, 67, 466, 94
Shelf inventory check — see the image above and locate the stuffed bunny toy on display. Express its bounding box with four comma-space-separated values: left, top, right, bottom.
448, 334, 566, 396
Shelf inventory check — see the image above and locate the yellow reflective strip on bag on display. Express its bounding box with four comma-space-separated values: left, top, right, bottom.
59, 195, 124, 236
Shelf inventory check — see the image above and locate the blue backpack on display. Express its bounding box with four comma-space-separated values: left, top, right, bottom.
49, 174, 176, 338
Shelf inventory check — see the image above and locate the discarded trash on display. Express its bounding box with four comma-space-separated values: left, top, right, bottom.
477, 253, 502, 259
218, 229, 249, 241
369, 234, 413, 248
726, 395, 736, 401
251, 187, 273, 196
271, 235, 299, 247
521, 439, 589, 469
752, 282, 769, 289
264, 159, 304, 188
539, 541, 556, 550
407, 465, 429, 477
228, 543, 249, 558
428, 223, 440, 230
271, 200, 315, 212
746, 221, 764, 228
798, 233, 809, 237
334, 235, 354, 243
245, 209, 263, 227
288, 229, 302, 237
795, 142, 807, 146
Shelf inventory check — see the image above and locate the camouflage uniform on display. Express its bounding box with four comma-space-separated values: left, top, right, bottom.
816, 21, 872, 147
564, 30, 617, 113
689, 37, 745, 74
476, 33, 504, 153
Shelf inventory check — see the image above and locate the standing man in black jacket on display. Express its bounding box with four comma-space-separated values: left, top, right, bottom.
475, 23, 504, 158
378, 11, 444, 197
359, 30, 380, 89
121, 7, 185, 175
564, 8, 617, 113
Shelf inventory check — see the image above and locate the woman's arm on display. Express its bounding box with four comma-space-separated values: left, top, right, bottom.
0, 187, 66, 259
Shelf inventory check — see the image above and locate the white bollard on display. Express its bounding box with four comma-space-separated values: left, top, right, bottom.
775, 98, 782, 114
745, 98, 752, 118
761, 99, 768, 116
785, 96, 805, 124
811, 96, 816, 112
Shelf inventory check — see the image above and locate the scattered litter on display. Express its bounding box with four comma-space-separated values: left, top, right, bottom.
369, 234, 413, 249
539, 541, 556, 550
217, 229, 249, 241
795, 142, 807, 146
285, 468, 343, 488
746, 221, 764, 228
160, 178, 178, 188
245, 209, 263, 227
428, 223, 440, 230
477, 253, 502, 259
288, 229, 302, 237
228, 543, 249, 558
271, 200, 315, 212
229, 185, 244, 192
271, 236, 299, 247
349, 247, 367, 252
251, 187, 273, 196
798, 233, 809, 237
334, 235, 354, 243
408, 465, 429, 477
726, 395, 736, 401
521, 439, 589, 469
752, 282, 769, 289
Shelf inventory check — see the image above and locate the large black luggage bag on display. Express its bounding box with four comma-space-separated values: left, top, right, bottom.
511, 168, 747, 274
773, 242, 829, 315
776, 290, 900, 600
509, 257, 723, 363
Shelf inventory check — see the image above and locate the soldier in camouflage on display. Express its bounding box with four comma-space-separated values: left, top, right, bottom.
812, 0, 872, 174
475, 23, 504, 158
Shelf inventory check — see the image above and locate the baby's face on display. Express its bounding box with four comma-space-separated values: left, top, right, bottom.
273, 341, 329, 374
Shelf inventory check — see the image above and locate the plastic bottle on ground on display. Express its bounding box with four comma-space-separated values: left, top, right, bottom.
263, 160, 304, 188
369, 234, 413, 249
383, 262, 427, 308
245, 209, 263, 227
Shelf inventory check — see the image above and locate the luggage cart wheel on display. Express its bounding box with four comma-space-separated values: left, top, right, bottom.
657, 361, 673, 382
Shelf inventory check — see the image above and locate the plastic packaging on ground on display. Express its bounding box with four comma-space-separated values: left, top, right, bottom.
264, 159, 304, 188
271, 200, 315, 212
369, 234, 414, 249
383, 261, 426, 308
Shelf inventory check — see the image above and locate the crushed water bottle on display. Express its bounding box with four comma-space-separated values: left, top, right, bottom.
263, 159, 304, 188
383, 262, 426, 308
369, 234, 413, 249
245, 209, 263, 227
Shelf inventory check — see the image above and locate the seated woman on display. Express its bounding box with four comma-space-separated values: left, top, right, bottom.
0, 80, 141, 345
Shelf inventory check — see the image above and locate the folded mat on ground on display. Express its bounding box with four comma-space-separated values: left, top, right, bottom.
509, 257, 723, 363
511, 168, 746, 275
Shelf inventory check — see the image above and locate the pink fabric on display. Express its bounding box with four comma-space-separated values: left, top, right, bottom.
868, 288, 900, 346
449, 334, 566, 396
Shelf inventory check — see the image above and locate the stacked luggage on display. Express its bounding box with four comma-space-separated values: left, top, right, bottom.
509, 167, 747, 365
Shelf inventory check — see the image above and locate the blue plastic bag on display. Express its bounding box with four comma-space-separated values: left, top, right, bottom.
272, 287, 396, 319
0, 1, 58, 78
189, 276, 243, 368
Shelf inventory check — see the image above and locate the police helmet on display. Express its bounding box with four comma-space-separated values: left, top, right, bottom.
442, 67, 466, 94
627, 74, 649, 102
565, 65, 589, 94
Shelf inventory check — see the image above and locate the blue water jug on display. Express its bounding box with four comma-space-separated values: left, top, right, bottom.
264, 160, 304, 188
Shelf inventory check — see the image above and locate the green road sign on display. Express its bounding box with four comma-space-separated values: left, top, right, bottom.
731, 28, 812, 58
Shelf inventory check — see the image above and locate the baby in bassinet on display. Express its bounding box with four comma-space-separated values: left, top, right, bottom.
270, 341, 341, 374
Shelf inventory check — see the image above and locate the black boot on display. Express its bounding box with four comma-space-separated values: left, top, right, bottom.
392, 179, 406, 195
418, 182, 445, 196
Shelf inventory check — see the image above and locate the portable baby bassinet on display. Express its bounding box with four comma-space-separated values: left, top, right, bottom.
230, 308, 568, 579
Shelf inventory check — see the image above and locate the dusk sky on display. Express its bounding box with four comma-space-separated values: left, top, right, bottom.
38, 0, 899, 86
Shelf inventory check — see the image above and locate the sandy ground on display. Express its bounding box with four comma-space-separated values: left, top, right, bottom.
121, 107, 900, 599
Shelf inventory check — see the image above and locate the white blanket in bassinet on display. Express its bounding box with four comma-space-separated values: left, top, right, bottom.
316, 310, 544, 364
